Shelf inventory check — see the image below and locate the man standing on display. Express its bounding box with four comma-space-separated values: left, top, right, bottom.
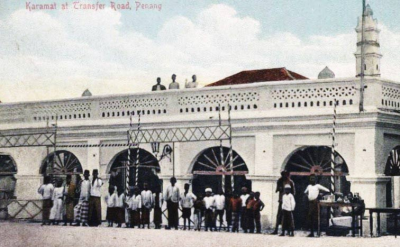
152, 77, 166, 91
141, 183, 153, 229
272, 171, 295, 234
180, 183, 196, 230
240, 187, 249, 232
74, 170, 91, 226
63, 175, 76, 226
304, 174, 329, 237
253, 192, 265, 234
185, 75, 198, 89
89, 169, 103, 227
168, 74, 180, 89
164, 177, 180, 229
38, 176, 54, 226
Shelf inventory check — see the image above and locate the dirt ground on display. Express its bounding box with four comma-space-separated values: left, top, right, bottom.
0, 222, 399, 247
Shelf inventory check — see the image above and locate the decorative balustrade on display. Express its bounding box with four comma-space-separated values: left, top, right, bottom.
0, 77, 399, 128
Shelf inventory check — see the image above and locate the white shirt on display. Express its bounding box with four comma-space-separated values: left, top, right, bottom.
214, 195, 225, 210
240, 194, 249, 207
80, 180, 91, 200
304, 184, 330, 201
52, 187, 64, 200
282, 193, 296, 211
185, 81, 198, 88
105, 192, 118, 207
90, 178, 103, 197
127, 194, 142, 210
141, 190, 153, 209
180, 192, 197, 208
38, 184, 54, 200
164, 184, 180, 203
203, 196, 215, 210
115, 193, 125, 208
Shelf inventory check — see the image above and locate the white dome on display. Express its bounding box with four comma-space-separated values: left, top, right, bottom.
318, 66, 335, 79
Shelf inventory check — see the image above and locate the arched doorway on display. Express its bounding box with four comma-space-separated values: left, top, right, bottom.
284, 146, 350, 229
191, 146, 250, 196
384, 146, 400, 207
108, 148, 161, 193
0, 154, 17, 200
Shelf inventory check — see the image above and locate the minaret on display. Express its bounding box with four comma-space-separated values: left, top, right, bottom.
355, 4, 382, 77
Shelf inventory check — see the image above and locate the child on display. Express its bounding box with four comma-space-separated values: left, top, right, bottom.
245, 192, 256, 233
253, 192, 265, 234
229, 192, 242, 233
180, 183, 197, 230
38, 176, 54, 226
203, 188, 215, 231
193, 194, 205, 231
281, 184, 296, 237
128, 186, 142, 228
214, 189, 225, 231
115, 187, 125, 227
153, 188, 163, 229
105, 186, 117, 227
141, 183, 153, 229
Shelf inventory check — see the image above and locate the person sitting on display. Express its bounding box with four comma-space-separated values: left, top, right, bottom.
152, 77, 166, 91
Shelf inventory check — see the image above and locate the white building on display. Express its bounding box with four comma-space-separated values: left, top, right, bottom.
0, 4, 399, 231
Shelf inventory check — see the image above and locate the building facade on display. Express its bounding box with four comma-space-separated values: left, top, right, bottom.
1, 4, 400, 230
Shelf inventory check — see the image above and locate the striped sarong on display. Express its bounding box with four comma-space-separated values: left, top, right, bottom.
75, 200, 89, 223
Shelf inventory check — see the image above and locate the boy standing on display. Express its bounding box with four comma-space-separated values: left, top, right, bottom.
203, 188, 215, 231
214, 189, 225, 231
141, 183, 153, 229
280, 185, 296, 237
128, 186, 142, 228
193, 194, 205, 231
229, 192, 242, 233
38, 176, 54, 226
153, 188, 163, 229
180, 183, 197, 230
105, 186, 117, 227
89, 169, 103, 227
164, 177, 180, 230
253, 192, 265, 234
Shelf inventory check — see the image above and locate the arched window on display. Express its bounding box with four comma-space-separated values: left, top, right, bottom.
0, 154, 17, 199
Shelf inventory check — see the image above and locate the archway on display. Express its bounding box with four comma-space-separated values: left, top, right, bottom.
190, 146, 250, 196
384, 146, 400, 207
108, 148, 161, 193
284, 146, 350, 230
0, 154, 17, 200
40, 150, 83, 176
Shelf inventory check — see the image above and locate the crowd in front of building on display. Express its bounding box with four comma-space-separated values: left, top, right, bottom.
37, 168, 347, 237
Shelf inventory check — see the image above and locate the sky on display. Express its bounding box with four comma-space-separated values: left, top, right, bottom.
1, 0, 400, 102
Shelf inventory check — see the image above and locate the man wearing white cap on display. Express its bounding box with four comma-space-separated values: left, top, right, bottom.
203, 188, 215, 231
280, 184, 296, 236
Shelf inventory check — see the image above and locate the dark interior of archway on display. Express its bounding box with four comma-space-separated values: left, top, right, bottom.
41, 150, 83, 175
191, 146, 251, 196
192, 175, 251, 196
109, 149, 162, 193
285, 146, 351, 230
0, 155, 17, 199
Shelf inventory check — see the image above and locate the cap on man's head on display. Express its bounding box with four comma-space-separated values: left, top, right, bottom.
284, 184, 291, 189
205, 188, 212, 193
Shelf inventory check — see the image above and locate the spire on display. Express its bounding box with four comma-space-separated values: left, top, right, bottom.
82, 89, 92, 97
318, 66, 335, 79
354, 3, 382, 77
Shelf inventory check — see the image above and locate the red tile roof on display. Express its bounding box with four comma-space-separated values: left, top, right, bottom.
206, 67, 308, 87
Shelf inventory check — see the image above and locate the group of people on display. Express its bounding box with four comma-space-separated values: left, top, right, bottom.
271, 171, 330, 237
151, 74, 198, 91
38, 168, 333, 237
38, 169, 103, 226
